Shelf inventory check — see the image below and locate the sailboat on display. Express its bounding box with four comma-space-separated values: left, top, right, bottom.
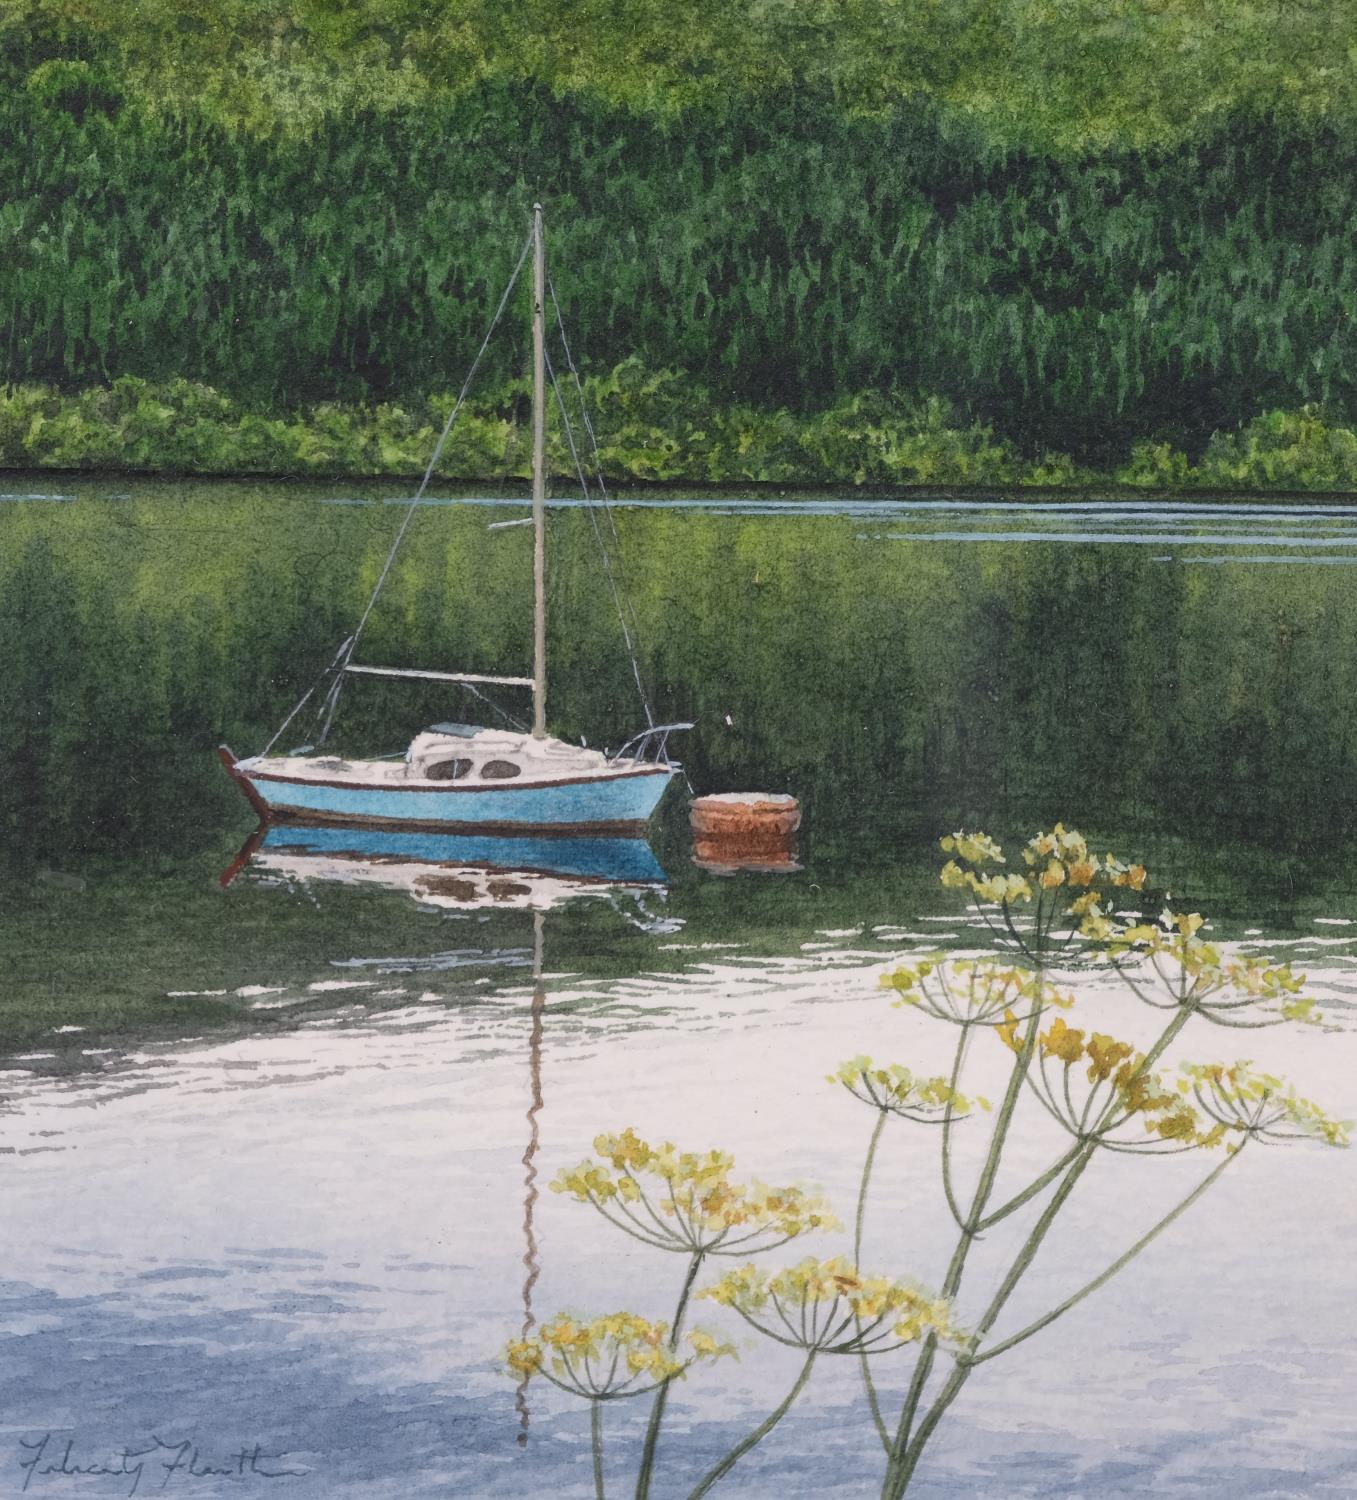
219, 205, 689, 833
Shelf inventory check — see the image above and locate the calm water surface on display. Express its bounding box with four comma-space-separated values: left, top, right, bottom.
1, 484, 1355, 1498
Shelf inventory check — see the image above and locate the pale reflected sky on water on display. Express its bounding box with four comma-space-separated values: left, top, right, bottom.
2, 888, 1353, 1499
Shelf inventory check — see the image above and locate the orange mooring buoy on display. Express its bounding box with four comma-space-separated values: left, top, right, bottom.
690, 793, 802, 872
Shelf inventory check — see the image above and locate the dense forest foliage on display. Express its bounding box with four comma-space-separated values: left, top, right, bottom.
2, 1, 1356, 476
5, 0, 1352, 144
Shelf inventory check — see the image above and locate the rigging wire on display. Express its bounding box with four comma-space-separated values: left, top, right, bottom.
547, 274, 647, 639
258, 635, 353, 757
546, 273, 654, 724
462, 678, 530, 733
301, 229, 535, 750
547, 273, 625, 547
546, 347, 655, 727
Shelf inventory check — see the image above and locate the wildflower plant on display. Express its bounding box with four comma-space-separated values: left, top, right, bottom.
830, 1057, 988, 1124
863, 824, 1346, 1500
1019, 1018, 1228, 1153
1101, 910, 1324, 1027
506, 1314, 731, 1400
542, 1128, 845, 1500
551, 1128, 839, 1256
938, 823, 1147, 966
881, 956, 1075, 1028
503, 821, 1349, 1500
1181, 1062, 1351, 1146
700, 1258, 965, 1356
506, 1313, 733, 1497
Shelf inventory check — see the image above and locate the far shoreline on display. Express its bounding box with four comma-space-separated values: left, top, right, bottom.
5, 468, 1357, 506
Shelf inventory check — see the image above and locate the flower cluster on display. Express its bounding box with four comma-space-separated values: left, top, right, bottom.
506, 1313, 732, 1399
939, 832, 1005, 866
1181, 1062, 1351, 1147
552, 1129, 840, 1254
699, 1256, 965, 1355
1097, 910, 1322, 1025
941, 860, 1035, 906
940, 825, 1146, 910
829, 1057, 990, 1121
881, 956, 1073, 1028
1008, 1017, 1227, 1153
1021, 825, 1147, 892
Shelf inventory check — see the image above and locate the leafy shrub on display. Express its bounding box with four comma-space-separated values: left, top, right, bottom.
1196, 406, 1357, 491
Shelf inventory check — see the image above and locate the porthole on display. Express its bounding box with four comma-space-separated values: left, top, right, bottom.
425, 758, 473, 781
480, 759, 522, 780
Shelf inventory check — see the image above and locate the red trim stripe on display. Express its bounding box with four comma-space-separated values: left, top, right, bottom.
243, 763, 670, 795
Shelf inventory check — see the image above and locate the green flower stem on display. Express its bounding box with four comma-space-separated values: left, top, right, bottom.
1139, 1003, 1196, 1074
635, 1249, 705, 1500
940, 1022, 973, 1234
972, 1001, 1198, 1341
592, 1400, 607, 1500
999, 900, 1032, 961
684, 1352, 818, 1500
884, 1148, 1094, 1499
883, 1004, 1199, 1499
856, 1110, 889, 1266
971, 1147, 1242, 1366
886, 994, 1045, 1475
854, 1109, 891, 1453
976, 1143, 1082, 1231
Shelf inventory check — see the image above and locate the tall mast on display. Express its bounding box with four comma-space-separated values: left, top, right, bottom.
531, 203, 547, 738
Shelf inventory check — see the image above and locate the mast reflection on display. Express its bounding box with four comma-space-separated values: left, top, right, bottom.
516, 911, 546, 1445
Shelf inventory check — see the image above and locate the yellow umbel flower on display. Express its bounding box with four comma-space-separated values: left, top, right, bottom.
973, 871, 1036, 904
940, 831, 1006, 867
506, 1339, 544, 1377
1100, 910, 1325, 1025
552, 1130, 840, 1254
1019, 1024, 1231, 1153
882, 957, 1072, 1029
829, 1056, 990, 1120
1181, 1062, 1351, 1147
700, 1256, 965, 1355
938, 822, 1157, 963
1039, 1017, 1086, 1065
505, 1314, 732, 1400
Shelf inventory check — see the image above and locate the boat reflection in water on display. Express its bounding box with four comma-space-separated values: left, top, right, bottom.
220, 822, 668, 912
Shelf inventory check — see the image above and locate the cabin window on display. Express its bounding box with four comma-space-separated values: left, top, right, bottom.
414, 873, 478, 902
480, 758, 522, 780
425, 757, 473, 781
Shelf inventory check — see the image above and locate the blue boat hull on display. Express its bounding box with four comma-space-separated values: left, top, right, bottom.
237, 761, 676, 832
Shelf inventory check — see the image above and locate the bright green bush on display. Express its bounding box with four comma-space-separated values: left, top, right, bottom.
1195, 406, 1357, 491
6, 375, 1357, 490
0, 371, 1063, 486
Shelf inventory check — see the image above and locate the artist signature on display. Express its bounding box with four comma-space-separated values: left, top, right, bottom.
18, 1433, 307, 1495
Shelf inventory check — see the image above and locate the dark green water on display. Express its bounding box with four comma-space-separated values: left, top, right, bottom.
4, 479, 1357, 1055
